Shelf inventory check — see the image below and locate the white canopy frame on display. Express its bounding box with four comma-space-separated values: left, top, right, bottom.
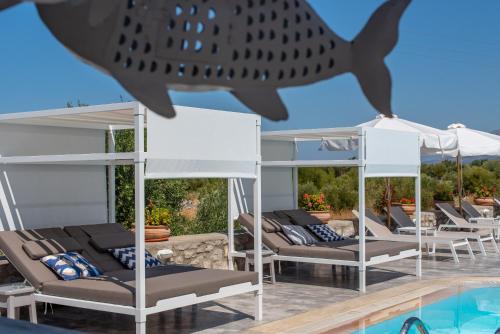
239, 127, 423, 293
0, 102, 263, 334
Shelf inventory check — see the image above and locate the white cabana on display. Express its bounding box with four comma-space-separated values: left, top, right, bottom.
444, 123, 500, 211
321, 115, 458, 155
0, 102, 263, 334
229, 127, 422, 293
445, 124, 500, 157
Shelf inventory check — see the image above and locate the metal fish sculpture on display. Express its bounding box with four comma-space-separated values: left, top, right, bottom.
1, 0, 411, 120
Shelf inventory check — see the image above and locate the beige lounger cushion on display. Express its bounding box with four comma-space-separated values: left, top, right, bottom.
0, 229, 70, 289
238, 214, 292, 252
89, 232, 135, 252
22, 237, 83, 259
41, 266, 258, 307
64, 226, 127, 272
278, 239, 417, 261
275, 209, 323, 226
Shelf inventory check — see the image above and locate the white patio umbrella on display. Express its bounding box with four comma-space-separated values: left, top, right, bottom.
444, 123, 500, 212
320, 115, 459, 227
322, 114, 458, 155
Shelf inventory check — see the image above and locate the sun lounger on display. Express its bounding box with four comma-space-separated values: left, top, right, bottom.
461, 201, 500, 227
238, 211, 418, 267
0, 224, 258, 324
352, 210, 474, 263
436, 203, 500, 255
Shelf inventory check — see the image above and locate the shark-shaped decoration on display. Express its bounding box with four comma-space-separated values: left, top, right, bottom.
1, 0, 411, 120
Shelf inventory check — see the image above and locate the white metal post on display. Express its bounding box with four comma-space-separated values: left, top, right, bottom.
107, 127, 116, 224
415, 168, 422, 278
134, 104, 146, 334
358, 132, 366, 293
292, 140, 299, 209
253, 120, 263, 321
228, 178, 235, 270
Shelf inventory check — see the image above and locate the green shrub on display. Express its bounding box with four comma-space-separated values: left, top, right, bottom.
298, 182, 318, 200
322, 172, 358, 211
193, 180, 228, 233
462, 166, 496, 196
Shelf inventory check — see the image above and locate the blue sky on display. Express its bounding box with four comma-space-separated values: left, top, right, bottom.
0, 1, 498, 132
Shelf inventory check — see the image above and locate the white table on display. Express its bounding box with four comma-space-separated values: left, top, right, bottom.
244, 250, 276, 284
0, 283, 37, 324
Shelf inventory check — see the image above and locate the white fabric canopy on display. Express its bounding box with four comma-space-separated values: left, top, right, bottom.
321, 115, 458, 155
444, 123, 500, 157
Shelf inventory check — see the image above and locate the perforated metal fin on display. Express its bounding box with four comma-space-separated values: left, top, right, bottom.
34, 0, 411, 120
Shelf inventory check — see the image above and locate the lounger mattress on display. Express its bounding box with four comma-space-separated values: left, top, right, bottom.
41, 265, 258, 307
277, 240, 417, 261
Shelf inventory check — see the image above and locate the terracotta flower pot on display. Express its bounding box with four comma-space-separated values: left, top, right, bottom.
401, 204, 416, 215
474, 197, 494, 206
132, 225, 171, 242
307, 210, 331, 224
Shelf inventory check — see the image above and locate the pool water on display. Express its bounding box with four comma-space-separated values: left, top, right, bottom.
352, 287, 500, 334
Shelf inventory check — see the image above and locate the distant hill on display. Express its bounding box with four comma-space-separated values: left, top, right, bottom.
493, 129, 500, 135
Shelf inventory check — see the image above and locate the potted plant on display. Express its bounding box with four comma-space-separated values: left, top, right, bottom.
473, 185, 496, 206
400, 197, 416, 215
299, 193, 331, 223
133, 200, 171, 242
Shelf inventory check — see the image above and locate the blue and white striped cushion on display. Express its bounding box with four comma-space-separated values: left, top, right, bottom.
307, 224, 345, 242
281, 225, 316, 245
109, 246, 162, 270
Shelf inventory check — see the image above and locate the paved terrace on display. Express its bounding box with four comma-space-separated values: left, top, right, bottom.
10, 242, 500, 334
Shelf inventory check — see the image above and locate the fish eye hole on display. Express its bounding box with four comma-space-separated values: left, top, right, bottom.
135, 23, 143, 34
306, 48, 312, 58
280, 51, 287, 61
258, 30, 264, 40
213, 25, 220, 35
247, 16, 253, 26
181, 39, 189, 51
328, 58, 335, 68
245, 48, 251, 59
138, 60, 145, 71
216, 65, 224, 77
330, 40, 336, 49
293, 49, 299, 59
290, 68, 296, 78
123, 16, 131, 27
271, 10, 277, 21
319, 26, 324, 35
227, 68, 235, 80
211, 43, 219, 54
150, 61, 157, 72
144, 43, 151, 54
305, 12, 311, 20
315, 63, 322, 74
119, 34, 126, 45
247, 0, 253, 8
259, 13, 265, 23
269, 30, 276, 40
127, 0, 135, 9
302, 66, 308, 77
232, 50, 239, 61
114, 52, 121, 63
261, 70, 269, 81
192, 65, 199, 76
257, 49, 263, 60
204, 66, 211, 79
295, 14, 301, 24
196, 22, 204, 33
295, 0, 300, 8
283, 18, 288, 29
178, 64, 186, 76
183, 21, 191, 32
307, 28, 313, 38
278, 70, 284, 80
253, 69, 260, 80
241, 67, 248, 78
283, 1, 289, 10
190, 5, 197, 16
295, 32, 300, 42
234, 5, 242, 15
319, 44, 325, 55
175, 5, 183, 16
166, 37, 173, 48
124, 57, 132, 69
267, 51, 274, 61
165, 63, 172, 74
208, 8, 216, 20
194, 40, 202, 52
246, 33, 253, 43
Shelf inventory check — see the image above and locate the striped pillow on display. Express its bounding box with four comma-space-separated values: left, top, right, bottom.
281, 225, 316, 246
308, 224, 345, 242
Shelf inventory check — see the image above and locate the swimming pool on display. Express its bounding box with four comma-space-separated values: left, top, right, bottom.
351, 287, 500, 334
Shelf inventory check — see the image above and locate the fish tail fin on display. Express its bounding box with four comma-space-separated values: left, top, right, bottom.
0, 0, 21, 11
350, 0, 411, 117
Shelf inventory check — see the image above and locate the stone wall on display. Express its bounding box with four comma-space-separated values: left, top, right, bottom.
146, 233, 229, 270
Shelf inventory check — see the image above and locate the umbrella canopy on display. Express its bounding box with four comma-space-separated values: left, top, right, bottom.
444, 123, 500, 157
321, 115, 458, 155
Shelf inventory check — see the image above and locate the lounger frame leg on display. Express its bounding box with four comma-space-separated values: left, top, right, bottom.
254, 291, 262, 321
465, 240, 475, 260
359, 266, 366, 293
491, 235, 500, 254
449, 241, 459, 264
135, 311, 146, 334
477, 238, 487, 255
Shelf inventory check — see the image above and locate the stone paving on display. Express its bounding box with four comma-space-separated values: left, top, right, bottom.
11, 242, 500, 334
